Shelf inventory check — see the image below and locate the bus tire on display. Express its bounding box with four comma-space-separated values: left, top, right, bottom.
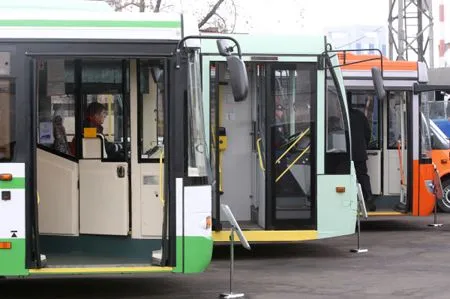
437, 178, 450, 213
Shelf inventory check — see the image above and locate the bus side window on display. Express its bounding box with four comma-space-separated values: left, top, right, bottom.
0, 79, 14, 161
37, 59, 76, 157
326, 77, 347, 153
139, 60, 165, 160
325, 67, 350, 175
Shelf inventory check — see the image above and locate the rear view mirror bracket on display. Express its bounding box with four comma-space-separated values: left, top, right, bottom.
174, 35, 248, 102
175, 35, 243, 69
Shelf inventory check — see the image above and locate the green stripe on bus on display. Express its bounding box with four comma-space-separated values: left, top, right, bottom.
0, 20, 181, 28
173, 236, 213, 274
0, 238, 28, 276
0, 178, 25, 189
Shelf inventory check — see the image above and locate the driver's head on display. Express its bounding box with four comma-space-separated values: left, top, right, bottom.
86, 102, 107, 126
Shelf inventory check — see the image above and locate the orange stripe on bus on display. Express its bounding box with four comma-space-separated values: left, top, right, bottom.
416, 161, 435, 216
337, 53, 417, 71
412, 160, 419, 215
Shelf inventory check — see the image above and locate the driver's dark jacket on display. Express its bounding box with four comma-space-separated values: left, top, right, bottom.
349, 108, 371, 162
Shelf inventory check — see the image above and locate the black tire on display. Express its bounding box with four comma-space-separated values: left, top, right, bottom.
437, 178, 450, 213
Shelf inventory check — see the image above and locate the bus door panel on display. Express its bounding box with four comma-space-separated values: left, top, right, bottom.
37, 148, 79, 236
384, 92, 408, 196
264, 62, 316, 229
367, 150, 382, 194
35, 58, 81, 236
79, 137, 129, 235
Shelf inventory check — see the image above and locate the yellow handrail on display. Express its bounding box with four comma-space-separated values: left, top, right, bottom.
276, 128, 310, 164
159, 147, 164, 205
219, 150, 224, 193
276, 145, 310, 183
256, 137, 265, 171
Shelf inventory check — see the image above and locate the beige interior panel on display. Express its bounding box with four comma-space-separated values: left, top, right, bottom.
385, 149, 408, 195
366, 150, 382, 195
37, 148, 79, 236
140, 163, 164, 238
79, 159, 129, 235
82, 137, 105, 159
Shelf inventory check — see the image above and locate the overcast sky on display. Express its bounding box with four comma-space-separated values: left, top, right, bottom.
232, 0, 448, 37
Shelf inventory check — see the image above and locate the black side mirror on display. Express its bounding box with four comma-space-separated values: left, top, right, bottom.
216, 40, 231, 57
225, 55, 248, 102
371, 67, 386, 100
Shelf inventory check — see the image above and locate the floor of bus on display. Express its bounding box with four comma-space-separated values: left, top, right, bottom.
42, 254, 154, 268
369, 195, 409, 215
39, 235, 161, 268
220, 221, 263, 230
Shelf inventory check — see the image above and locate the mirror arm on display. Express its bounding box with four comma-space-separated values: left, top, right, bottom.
175, 35, 243, 69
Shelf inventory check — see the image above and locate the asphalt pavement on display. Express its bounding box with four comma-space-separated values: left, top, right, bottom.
3, 214, 450, 299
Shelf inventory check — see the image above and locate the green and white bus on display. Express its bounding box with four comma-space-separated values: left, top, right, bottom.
0, 1, 250, 277
0, 2, 358, 278
200, 35, 359, 243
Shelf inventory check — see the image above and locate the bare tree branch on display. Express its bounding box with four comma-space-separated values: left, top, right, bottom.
160, 4, 175, 11
229, 0, 237, 33
198, 0, 226, 28
154, 0, 162, 12
116, 1, 141, 11
214, 13, 226, 25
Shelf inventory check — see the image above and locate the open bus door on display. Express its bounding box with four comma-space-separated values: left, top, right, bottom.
371, 67, 448, 215
340, 52, 440, 217
156, 36, 249, 269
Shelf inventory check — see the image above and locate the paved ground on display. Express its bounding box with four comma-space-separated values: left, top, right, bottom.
3, 214, 450, 298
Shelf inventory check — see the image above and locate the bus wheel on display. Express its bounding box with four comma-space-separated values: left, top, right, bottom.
437, 178, 450, 213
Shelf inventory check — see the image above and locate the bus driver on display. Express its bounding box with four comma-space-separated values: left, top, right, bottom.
70, 102, 124, 159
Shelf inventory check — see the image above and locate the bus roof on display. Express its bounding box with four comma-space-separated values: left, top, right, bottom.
200, 33, 328, 57
0, 0, 186, 41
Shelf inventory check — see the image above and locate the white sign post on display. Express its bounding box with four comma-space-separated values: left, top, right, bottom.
219, 204, 251, 299
350, 183, 368, 253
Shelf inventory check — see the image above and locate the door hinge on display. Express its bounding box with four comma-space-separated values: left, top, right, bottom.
77, 180, 80, 189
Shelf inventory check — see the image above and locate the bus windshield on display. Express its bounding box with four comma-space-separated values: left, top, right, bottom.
187, 49, 210, 178
424, 99, 450, 151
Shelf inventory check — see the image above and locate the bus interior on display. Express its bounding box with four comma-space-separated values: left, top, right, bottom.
35, 57, 173, 269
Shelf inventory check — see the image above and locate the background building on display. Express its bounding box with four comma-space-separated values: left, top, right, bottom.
325, 25, 389, 56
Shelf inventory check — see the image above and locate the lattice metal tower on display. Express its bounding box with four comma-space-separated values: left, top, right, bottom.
388, 0, 434, 68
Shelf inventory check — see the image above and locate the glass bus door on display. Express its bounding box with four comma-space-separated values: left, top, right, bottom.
78, 60, 130, 236
263, 63, 316, 229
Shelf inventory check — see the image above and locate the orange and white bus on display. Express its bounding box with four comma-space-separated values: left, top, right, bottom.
339, 52, 443, 216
